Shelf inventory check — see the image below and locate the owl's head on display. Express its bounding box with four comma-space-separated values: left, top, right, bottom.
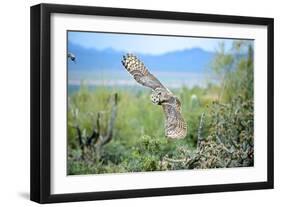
151, 92, 161, 105
151, 88, 170, 105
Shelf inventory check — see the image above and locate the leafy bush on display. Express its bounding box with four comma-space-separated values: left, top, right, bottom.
161, 97, 254, 170
67, 40, 254, 175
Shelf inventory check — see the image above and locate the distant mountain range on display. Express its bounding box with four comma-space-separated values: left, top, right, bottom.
67, 42, 218, 89
68, 42, 215, 73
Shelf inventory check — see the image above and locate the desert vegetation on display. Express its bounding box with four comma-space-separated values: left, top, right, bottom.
67, 40, 254, 175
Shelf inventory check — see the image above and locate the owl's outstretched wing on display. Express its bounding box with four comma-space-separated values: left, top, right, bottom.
162, 98, 187, 139
122, 54, 166, 91
121, 53, 187, 139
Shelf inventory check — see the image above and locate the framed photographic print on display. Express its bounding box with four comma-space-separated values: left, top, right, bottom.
30, 3, 274, 203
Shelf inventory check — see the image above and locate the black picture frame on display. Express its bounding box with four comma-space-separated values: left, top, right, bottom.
30, 3, 274, 204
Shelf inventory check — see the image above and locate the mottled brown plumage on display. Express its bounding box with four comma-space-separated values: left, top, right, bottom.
122, 54, 187, 139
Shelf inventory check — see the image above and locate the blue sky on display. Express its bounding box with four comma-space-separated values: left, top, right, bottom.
68, 31, 234, 55
67, 31, 254, 89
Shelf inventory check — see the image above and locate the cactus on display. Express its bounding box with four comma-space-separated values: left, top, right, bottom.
162, 97, 254, 170
69, 93, 118, 162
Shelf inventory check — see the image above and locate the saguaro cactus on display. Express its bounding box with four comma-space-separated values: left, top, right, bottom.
70, 93, 118, 162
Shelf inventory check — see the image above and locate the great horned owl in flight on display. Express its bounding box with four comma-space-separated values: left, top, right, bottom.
122, 54, 187, 139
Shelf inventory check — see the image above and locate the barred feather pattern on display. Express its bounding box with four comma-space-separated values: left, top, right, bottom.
122, 53, 187, 139
122, 54, 164, 90
162, 101, 187, 139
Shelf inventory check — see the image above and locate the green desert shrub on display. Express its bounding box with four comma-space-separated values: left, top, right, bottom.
162, 97, 254, 170
67, 41, 254, 174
